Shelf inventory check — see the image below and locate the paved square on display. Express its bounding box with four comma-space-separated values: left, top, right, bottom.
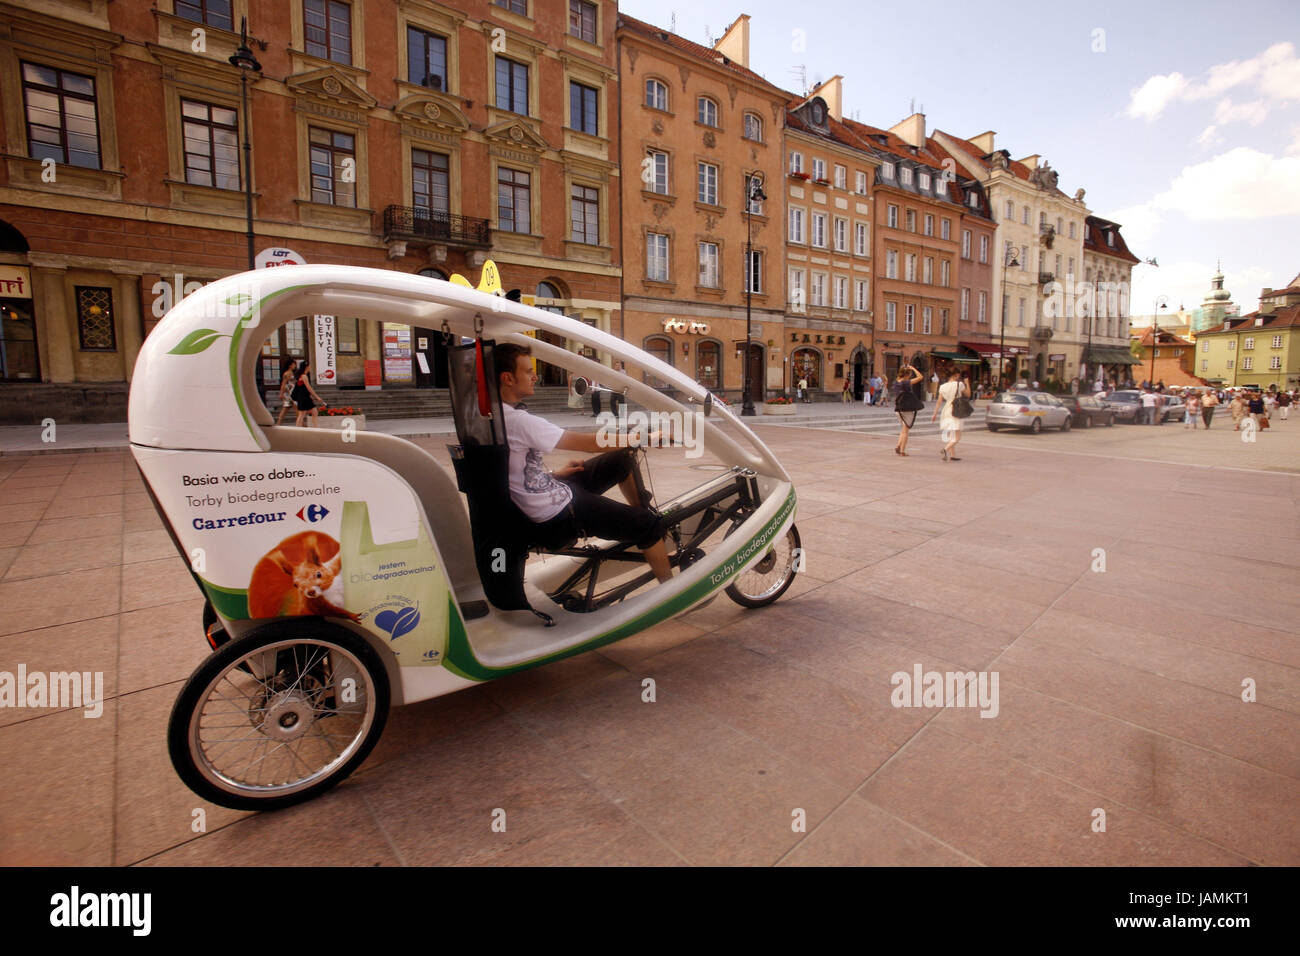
1, 414, 1296, 865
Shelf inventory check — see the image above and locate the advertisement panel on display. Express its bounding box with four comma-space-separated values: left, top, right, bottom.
314, 315, 337, 384
135, 447, 450, 666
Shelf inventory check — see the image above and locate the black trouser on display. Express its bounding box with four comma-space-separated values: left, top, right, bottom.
1202, 407, 1215, 427
535, 449, 663, 549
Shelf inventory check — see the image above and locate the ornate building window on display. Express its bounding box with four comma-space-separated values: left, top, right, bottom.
76, 286, 116, 351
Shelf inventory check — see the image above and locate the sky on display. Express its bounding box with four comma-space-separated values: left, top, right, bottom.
619, 0, 1300, 320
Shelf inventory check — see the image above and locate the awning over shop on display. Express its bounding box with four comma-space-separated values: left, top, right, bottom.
931, 350, 981, 364
1083, 346, 1139, 365
958, 342, 1027, 359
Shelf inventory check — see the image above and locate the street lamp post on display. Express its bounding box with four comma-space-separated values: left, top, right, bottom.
229, 18, 261, 272
1148, 295, 1168, 390
741, 173, 766, 416
997, 245, 1020, 390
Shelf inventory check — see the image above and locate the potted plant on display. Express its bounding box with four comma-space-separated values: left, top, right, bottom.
762, 396, 797, 416
316, 405, 367, 430
789, 171, 810, 182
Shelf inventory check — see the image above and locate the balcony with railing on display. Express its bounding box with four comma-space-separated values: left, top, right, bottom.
1031, 325, 1054, 340
383, 206, 491, 248
1038, 272, 1055, 286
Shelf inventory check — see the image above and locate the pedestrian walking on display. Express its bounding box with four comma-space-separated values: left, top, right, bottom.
1279, 391, 1291, 421
841, 376, 852, 404
931, 370, 970, 461
929, 372, 941, 400
292, 361, 328, 427
1230, 392, 1246, 430
1201, 388, 1218, 428
1248, 391, 1266, 430
1184, 391, 1201, 429
796, 377, 806, 403
893, 364, 925, 457
275, 356, 299, 426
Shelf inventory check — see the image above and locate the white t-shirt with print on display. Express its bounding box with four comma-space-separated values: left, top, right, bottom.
501, 404, 573, 522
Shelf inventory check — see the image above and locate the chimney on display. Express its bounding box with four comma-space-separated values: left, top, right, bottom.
713, 14, 750, 69
888, 111, 925, 148
1019, 154, 1040, 170
811, 75, 843, 121
969, 131, 995, 153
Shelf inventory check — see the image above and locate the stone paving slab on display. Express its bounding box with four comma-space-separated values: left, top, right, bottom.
0, 417, 1296, 866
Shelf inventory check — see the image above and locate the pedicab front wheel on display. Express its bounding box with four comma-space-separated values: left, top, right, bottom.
723, 521, 801, 609
168, 619, 389, 812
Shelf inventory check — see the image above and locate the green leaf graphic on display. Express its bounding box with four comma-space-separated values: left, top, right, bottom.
224, 293, 251, 307
168, 328, 225, 355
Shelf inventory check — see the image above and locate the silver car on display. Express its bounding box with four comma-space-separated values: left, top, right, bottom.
986, 391, 1072, 433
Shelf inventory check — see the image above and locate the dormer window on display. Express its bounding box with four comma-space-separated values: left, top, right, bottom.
882, 162, 895, 179
809, 100, 826, 125
918, 171, 931, 190
935, 178, 947, 196
968, 192, 979, 208
1106, 232, 1115, 248
899, 166, 912, 186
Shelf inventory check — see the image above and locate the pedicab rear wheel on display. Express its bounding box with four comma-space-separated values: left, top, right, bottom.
168, 618, 389, 812
723, 520, 801, 608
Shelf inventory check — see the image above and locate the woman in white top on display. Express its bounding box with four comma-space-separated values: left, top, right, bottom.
931, 370, 969, 461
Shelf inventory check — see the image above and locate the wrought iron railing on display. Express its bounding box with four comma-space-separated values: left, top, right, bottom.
383, 206, 491, 246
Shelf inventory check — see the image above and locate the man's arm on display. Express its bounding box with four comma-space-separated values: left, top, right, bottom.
554, 431, 605, 454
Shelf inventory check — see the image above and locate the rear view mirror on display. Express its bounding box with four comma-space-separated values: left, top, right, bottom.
703, 392, 713, 418
571, 376, 589, 397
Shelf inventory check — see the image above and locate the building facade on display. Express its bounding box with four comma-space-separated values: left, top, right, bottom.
782, 79, 878, 399
0, 0, 622, 422
844, 114, 961, 387
932, 130, 1091, 386
616, 13, 788, 404
1080, 215, 1139, 386
1194, 279, 1300, 389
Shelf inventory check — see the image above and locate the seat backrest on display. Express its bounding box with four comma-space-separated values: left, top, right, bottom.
447, 339, 507, 447
263, 426, 480, 596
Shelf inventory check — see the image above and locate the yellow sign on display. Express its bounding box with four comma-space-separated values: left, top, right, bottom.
477, 260, 502, 295
448, 274, 472, 288
0, 265, 32, 299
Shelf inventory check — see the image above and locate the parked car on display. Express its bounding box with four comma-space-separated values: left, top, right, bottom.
986, 391, 1072, 433
1158, 394, 1186, 422
1057, 394, 1115, 427
1100, 390, 1143, 423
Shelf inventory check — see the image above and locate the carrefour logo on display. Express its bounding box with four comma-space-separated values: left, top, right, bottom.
296, 504, 330, 523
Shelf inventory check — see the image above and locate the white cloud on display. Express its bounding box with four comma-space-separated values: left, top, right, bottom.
1213, 97, 1268, 126
1126, 72, 1188, 120
1152, 147, 1300, 220
1125, 42, 1300, 123
1196, 125, 1221, 147
1287, 127, 1300, 156
1102, 202, 1162, 245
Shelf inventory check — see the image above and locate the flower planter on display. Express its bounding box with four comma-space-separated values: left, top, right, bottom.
789, 173, 810, 182
316, 413, 367, 430
762, 403, 797, 416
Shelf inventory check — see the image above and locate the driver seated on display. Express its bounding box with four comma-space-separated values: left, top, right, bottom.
495, 343, 673, 583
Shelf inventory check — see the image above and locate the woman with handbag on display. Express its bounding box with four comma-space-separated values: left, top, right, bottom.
893, 365, 925, 456
932, 370, 971, 461
292, 361, 329, 428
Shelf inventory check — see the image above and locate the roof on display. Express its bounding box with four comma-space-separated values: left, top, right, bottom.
1134, 327, 1194, 347
616, 14, 784, 95
932, 129, 1072, 198
839, 116, 951, 173
1083, 216, 1141, 265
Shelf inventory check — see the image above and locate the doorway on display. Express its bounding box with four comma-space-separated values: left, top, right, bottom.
745, 343, 764, 402
259, 317, 308, 393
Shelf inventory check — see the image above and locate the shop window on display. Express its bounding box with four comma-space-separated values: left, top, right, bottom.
75, 286, 116, 351
696, 340, 720, 389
